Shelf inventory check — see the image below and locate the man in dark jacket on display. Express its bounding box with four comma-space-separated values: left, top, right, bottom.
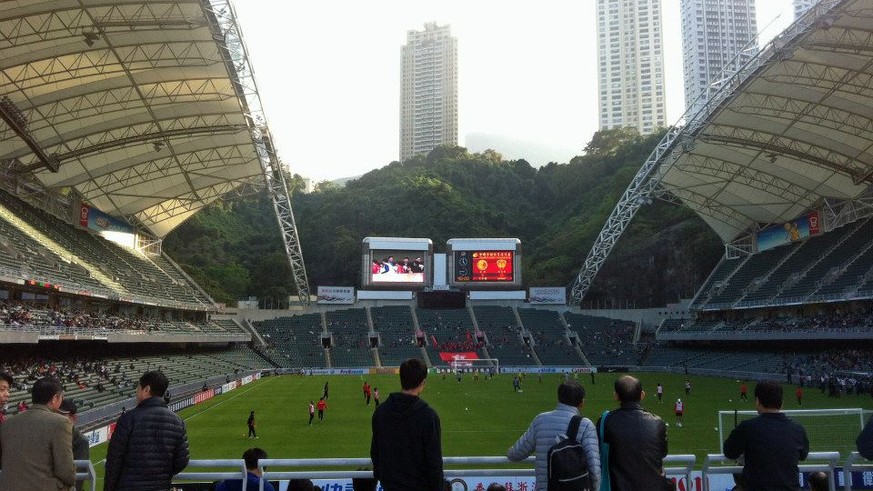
859, 415, 873, 460
371, 358, 443, 491
723, 381, 809, 491
104, 370, 190, 491
597, 375, 672, 491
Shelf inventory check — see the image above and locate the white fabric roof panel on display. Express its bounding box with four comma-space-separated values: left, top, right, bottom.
0, 0, 265, 237
660, 0, 873, 242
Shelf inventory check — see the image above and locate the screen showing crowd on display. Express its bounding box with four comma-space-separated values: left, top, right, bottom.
371, 251, 426, 283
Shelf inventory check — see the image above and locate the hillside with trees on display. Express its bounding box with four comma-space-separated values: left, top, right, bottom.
163, 128, 724, 308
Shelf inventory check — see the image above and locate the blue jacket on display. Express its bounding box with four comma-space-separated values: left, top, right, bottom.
508, 403, 601, 491
215, 472, 275, 491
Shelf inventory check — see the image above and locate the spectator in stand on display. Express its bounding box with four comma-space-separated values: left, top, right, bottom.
104, 370, 189, 491
507, 380, 600, 491
597, 375, 671, 491
215, 447, 275, 491
0, 376, 76, 489
59, 399, 89, 491
0, 371, 11, 425
858, 415, 873, 459
723, 381, 809, 490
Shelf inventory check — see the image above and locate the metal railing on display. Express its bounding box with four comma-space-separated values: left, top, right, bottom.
703, 452, 840, 491
0, 460, 96, 491
164, 453, 873, 491
167, 455, 700, 491
173, 459, 249, 490
843, 452, 873, 491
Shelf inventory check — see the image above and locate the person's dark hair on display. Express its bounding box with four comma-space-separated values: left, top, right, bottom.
242, 448, 267, 470
59, 399, 78, 415
351, 468, 378, 491
32, 376, 63, 405
138, 370, 169, 398
487, 484, 507, 491
558, 380, 585, 407
614, 375, 643, 403
807, 471, 828, 491
0, 371, 12, 387
400, 358, 428, 390
754, 380, 783, 409
288, 479, 315, 491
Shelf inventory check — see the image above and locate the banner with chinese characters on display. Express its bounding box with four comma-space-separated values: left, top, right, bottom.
78, 203, 134, 234
317, 286, 356, 304
528, 287, 566, 304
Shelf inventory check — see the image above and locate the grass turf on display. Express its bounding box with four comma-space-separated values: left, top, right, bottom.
86, 371, 873, 483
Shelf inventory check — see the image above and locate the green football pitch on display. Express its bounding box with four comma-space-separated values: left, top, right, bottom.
87, 371, 873, 483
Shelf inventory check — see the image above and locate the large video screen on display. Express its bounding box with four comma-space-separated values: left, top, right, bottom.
454, 251, 514, 282
370, 250, 426, 284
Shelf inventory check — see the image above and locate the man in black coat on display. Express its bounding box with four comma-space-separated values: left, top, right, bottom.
371, 358, 443, 491
856, 414, 873, 460
104, 370, 189, 491
723, 381, 809, 491
597, 375, 672, 491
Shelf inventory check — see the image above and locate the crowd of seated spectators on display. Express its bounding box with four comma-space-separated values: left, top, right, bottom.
0, 300, 227, 334
756, 309, 873, 332
1, 300, 162, 331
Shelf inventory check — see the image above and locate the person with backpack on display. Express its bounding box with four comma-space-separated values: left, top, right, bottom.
507, 380, 600, 491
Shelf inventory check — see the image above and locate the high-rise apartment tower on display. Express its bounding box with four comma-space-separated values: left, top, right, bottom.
681, 0, 758, 115
400, 22, 458, 161
793, 0, 819, 20
596, 0, 667, 135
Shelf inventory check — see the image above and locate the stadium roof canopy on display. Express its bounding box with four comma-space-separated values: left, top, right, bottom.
0, 0, 269, 237
659, 0, 873, 243
572, 0, 873, 302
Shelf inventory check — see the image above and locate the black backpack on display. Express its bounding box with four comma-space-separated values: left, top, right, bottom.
547, 415, 592, 491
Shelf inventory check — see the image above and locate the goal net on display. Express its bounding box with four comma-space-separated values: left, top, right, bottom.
717, 408, 866, 455
449, 358, 499, 375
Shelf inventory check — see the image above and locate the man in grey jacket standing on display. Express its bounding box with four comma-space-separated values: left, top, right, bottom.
508, 380, 600, 491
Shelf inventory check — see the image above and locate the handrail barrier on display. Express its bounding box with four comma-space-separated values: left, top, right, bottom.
0, 460, 96, 491
75, 459, 97, 491
664, 454, 696, 486
843, 452, 873, 491
703, 452, 840, 491
173, 459, 248, 490
257, 456, 536, 491
162, 452, 869, 491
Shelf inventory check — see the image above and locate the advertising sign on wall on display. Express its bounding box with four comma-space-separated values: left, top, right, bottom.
528, 287, 566, 305
757, 211, 821, 251
317, 286, 356, 304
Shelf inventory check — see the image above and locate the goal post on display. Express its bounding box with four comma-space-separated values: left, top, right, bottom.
717, 408, 866, 455
449, 358, 499, 375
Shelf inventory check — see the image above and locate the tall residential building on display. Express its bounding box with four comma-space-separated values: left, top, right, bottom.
596, 0, 667, 135
681, 0, 757, 115
793, 0, 819, 20
400, 22, 458, 161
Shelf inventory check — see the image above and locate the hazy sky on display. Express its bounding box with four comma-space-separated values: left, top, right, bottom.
232, 1, 795, 182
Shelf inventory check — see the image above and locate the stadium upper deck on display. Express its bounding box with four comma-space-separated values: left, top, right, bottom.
572, 0, 873, 304
0, 0, 309, 308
